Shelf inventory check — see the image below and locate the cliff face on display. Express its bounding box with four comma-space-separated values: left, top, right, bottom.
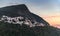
0, 4, 60, 36
0, 4, 49, 26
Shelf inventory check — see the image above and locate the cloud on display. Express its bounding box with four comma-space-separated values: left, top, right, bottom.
0, 0, 25, 7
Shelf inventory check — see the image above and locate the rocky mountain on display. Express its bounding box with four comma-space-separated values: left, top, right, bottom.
0, 4, 49, 26
0, 4, 60, 36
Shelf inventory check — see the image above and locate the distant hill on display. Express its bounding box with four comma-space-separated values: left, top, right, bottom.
0, 4, 60, 36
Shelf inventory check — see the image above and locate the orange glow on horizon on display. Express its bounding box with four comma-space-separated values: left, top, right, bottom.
41, 15, 60, 28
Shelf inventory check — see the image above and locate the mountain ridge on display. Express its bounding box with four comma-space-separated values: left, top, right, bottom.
0, 4, 49, 26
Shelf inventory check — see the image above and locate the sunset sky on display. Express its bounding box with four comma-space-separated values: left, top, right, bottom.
0, 0, 60, 28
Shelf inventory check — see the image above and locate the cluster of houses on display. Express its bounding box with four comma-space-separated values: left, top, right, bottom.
0, 15, 45, 27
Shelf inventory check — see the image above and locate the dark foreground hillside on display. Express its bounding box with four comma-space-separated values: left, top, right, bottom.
0, 22, 60, 36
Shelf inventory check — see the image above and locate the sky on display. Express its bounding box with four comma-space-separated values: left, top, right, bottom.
0, 0, 60, 28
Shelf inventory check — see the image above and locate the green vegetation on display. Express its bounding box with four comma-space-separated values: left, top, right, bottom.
0, 22, 60, 36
